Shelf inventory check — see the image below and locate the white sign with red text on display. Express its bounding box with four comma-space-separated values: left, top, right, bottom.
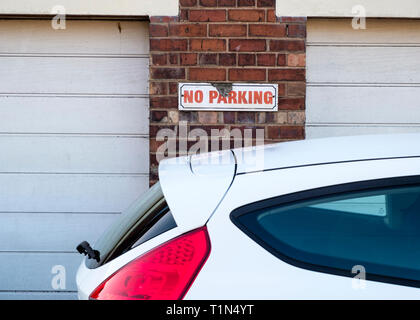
178, 83, 278, 111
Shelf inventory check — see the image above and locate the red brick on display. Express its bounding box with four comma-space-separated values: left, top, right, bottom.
257, 0, 274, 7
238, 54, 256, 66
180, 53, 198, 66
151, 111, 168, 122
277, 54, 286, 66
209, 24, 247, 37
149, 138, 166, 154
189, 68, 226, 81
218, 0, 235, 6
200, 0, 217, 6
150, 16, 179, 23
237, 112, 256, 123
249, 24, 286, 37
278, 17, 306, 23
287, 82, 306, 96
237, 0, 255, 6
229, 68, 266, 81
269, 40, 305, 52
199, 53, 218, 65
228, 9, 265, 22
219, 53, 237, 66
257, 54, 276, 66
179, 111, 198, 122
278, 98, 305, 110
189, 10, 226, 22
223, 112, 236, 123
149, 24, 168, 37
151, 68, 186, 79
180, 9, 189, 20
169, 82, 178, 94
150, 39, 188, 51
168, 53, 179, 65
169, 24, 207, 37
230, 39, 266, 52
150, 96, 179, 108
267, 126, 304, 139
180, 0, 197, 6
287, 53, 306, 67
266, 9, 276, 22
288, 24, 306, 38
150, 125, 177, 136
152, 54, 167, 66
190, 39, 226, 51
277, 83, 286, 96
268, 69, 305, 81
198, 111, 218, 124
150, 82, 167, 95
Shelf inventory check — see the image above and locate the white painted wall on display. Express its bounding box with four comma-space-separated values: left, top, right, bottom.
0, 0, 179, 16
0, 20, 150, 299
0, 0, 418, 18
306, 19, 420, 138
276, 0, 420, 18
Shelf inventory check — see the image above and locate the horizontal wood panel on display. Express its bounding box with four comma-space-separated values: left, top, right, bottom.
307, 46, 420, 84
0, 136, 149, 173
0, 212, 119, 251
0, 174, 148, 213
0, 20, 149, 55
0, 96, 149, 134
307, 125, 420, 139
0, 252, 80, 291
307, 19, 420, 139
307, 86, 420, 124
0, 291, 77, 300
0, 56, 148, 94
308, 19, 420, 45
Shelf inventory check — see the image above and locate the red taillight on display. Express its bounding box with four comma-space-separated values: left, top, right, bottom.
90, 227, 211, 300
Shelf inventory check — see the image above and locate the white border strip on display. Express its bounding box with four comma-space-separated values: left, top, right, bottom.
0, 0, 179, 17
276, 0, 420, 18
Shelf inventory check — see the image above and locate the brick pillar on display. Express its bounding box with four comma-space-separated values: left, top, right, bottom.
149, 0, 306, 184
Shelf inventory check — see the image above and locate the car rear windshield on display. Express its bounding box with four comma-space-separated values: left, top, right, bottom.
232, 179, 420, 287
86, 182, 176, 269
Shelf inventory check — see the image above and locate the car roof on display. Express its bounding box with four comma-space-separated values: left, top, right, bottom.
234, 133, 420, 174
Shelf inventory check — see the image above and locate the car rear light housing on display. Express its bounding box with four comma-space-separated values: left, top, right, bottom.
90, 227, 211, 300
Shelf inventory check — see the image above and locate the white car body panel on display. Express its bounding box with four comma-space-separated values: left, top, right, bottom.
185, 157, 420, 299
76, 134, 420, 299
235, 133, 420, 174
158, 150, 236, 229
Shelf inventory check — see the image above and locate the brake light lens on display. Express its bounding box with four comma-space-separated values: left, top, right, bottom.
90, 227, 211, 300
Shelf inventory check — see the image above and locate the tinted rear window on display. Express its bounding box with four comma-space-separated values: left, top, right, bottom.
86, 182, 176, 268
232, 178, 420, 287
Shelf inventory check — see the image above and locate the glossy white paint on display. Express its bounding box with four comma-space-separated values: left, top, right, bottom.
77, 134, 420, 299
186, 157, 420, 299
159, 150, 236, 229
235, 133, 420, 174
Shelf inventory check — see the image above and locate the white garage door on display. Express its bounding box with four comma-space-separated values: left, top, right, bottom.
0, 20, 149, 299
306, 19, 420, 138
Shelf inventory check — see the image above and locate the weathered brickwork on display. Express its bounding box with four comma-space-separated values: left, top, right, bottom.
149, 0, 306, 183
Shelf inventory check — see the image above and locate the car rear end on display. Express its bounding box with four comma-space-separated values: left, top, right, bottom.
76, 150, 236, 300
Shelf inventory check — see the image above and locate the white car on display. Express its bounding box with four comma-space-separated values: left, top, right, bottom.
76, 134, 420, 300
